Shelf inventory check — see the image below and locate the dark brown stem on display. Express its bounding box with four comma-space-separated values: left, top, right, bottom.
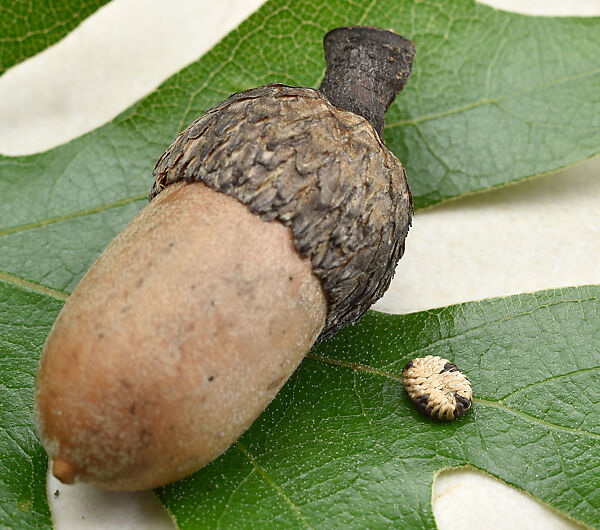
319, 26, 415, 137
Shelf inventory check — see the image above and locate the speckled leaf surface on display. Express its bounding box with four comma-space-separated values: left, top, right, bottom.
157, 285, 600, 528
0, 0, 110, 76
1, 0, 599, 528
0, 280, 63, 529
1, 0, 600, 302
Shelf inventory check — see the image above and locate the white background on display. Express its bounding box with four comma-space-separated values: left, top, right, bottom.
1, 0, 599, 528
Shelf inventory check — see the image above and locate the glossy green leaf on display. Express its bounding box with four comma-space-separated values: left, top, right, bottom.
0, 279, 63, 529
1, 1, 599, 528
1, 0, 599, 302
157, 285, 600, 528
0, 0, 110, 77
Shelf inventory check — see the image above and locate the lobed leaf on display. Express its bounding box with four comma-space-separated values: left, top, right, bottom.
0, 280, 63, 529
0, 0, 599, 297
0, 0, 110, 77
157, 285, 600, 528
1, 1, 599, 527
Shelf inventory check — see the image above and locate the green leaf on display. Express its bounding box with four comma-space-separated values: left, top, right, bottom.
1, 1, 599, 527
0, 278, 64, 529
0, 0, 111, 77
1, 0, 599, 300
157, 285, 600, 528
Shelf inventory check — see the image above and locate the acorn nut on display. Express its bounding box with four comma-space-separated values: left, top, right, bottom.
34, 26, 415, 490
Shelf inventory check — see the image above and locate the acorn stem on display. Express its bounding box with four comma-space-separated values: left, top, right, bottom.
319, 26, 415, 137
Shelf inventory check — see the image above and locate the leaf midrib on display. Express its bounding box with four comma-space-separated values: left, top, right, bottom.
498, 366, 600, 401
3, 277, 598, 441
307, 353, 600, 440
0, 194, 146, 238
387, 67, 600, 129
0, 271, 67, 301
1, 264, 596, 380
236, 441, 313, 529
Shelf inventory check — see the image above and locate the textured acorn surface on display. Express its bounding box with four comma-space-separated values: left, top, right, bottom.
402, 356, 472, 421
151, 83, 412, 339
35, 181, 327, 490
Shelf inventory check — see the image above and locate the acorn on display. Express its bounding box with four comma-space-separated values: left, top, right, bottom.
34, 26, 415, 491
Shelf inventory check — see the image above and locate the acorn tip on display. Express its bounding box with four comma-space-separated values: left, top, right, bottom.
52, 458, 76, 484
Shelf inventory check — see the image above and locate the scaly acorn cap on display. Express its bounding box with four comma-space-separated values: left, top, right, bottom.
150, 27, 415, 339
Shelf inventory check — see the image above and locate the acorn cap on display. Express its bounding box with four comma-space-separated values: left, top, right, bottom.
150, 27, 414, 339
150, 84, 410, 338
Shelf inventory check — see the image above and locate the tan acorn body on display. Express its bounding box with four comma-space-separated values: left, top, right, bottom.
35, 181, 327, 490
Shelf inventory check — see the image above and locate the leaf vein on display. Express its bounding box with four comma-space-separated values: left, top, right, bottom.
386, 68, 600, 129
474, 398, 600, 441
0, 270, 68, 301
498, 366, 600, 402
236, 441, 313, 529
215, 465, 257, 529
308, 354, 600, 440
0, 194, 146, 238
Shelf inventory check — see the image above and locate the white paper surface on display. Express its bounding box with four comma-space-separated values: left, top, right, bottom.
1, 0, 598, 528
